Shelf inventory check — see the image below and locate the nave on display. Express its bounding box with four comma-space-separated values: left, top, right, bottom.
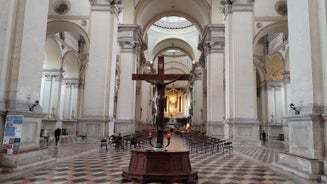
0, 134, 316, 184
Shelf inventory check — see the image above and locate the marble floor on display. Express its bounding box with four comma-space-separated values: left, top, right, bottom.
0, 134, 322, 184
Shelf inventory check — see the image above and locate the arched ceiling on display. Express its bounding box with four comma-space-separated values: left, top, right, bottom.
151, 38, 195, 60
135, 0, 210, 35
44, 38, 62, 69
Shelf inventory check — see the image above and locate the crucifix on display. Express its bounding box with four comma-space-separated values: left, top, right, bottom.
132, 56, 190, 147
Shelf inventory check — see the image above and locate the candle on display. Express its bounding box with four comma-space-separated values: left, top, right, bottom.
167, 131, 171, 139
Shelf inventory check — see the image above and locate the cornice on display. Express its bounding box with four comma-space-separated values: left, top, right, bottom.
48, 15, 89, 20
220, 0, 254, 14
89, 0, 122, 17
199, 24, 225, 54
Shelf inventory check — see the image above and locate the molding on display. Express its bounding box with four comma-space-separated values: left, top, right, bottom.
254, 16, 288, 22
225, 118, 260, 125
206, 121, 224, 125
78, 115, 110, 122
48, 15, 89, 20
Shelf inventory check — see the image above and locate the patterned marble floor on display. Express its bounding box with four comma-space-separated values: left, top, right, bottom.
0, 135, 321, 184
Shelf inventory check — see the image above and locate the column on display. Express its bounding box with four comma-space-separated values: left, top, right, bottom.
0, 0, 50, 171
282, 72, 290, 142
40, 70, 64, 131
80, 0, 122, 139
116, 24, 144, 134
191, 63, 203, 131
199, 54, 207, 132
274, 0, 326, 180
199, 25, 225, 138
222, 0, 260, 146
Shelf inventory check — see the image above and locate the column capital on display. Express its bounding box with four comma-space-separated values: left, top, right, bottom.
89, 0, 122, 15
63, 78, 79, 86
199, 24, 225, 54
261, 80, 282, 91
43, 69, 64, 80
220, 0, 254, 14
118, 24, 146, 54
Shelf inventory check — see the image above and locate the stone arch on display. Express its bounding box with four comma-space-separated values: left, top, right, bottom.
151, 38, 195, 60
253, 22, 288, 48
47, 20, 90, 50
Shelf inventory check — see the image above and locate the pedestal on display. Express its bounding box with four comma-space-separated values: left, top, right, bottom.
122, 150, 198, 183
0, 148, 54, 172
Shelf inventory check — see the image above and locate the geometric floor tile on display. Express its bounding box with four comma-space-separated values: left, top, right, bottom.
0, 136, 320, 184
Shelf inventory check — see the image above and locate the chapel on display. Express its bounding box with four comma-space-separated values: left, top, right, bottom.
0, 0, 327, 183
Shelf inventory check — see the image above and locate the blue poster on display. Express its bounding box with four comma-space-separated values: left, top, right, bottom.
4, 127, 15, 136
2, 115, 23, 154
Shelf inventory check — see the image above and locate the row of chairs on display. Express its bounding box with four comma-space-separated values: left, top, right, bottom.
182, 131, 233, 154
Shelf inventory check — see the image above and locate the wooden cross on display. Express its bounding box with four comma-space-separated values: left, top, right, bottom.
132, 56, 190, 147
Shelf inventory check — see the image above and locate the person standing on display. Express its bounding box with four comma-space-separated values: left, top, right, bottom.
43, 129, 49, 146
262, 130, 266, 142
54, 128, 61, 146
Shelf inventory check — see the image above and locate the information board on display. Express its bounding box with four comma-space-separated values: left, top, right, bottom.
2, 115, 23, 154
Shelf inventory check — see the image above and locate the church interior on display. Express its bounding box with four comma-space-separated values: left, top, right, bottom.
0, 0, 327, 183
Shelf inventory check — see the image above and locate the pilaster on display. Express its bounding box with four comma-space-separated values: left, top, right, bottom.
116, 24, 144, 134
191, 63, 203, 129
0, 0, 50, 172
80, 0, 121, 139
199, 25, 225, 137
223, 0, 260, 145
273, 0, 326, 180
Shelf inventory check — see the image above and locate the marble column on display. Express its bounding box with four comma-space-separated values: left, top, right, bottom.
0, 0, 50, 171
40, 70, 64, 130
80, 0, 122, 139
273, 0, 326, 180
191, 63, 203, 131
222, 0, 260, 146
199, 25, 225, 138
116, 24, 144, 134
199, 54, 207, 132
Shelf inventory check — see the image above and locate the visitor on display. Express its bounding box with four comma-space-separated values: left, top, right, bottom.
116, 133, 123, 149
43, 129, 49, 145
262, 130, 266, 142
54, 128, 61, 146
131, 136, 137, 148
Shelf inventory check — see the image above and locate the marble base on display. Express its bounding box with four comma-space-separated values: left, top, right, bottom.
122, 150, 198, 183
273, 151, 322, 180
206, 121, 224, 138
0, 148, 54, 172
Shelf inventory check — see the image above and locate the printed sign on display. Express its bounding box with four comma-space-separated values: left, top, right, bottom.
2, 115, 23, 154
